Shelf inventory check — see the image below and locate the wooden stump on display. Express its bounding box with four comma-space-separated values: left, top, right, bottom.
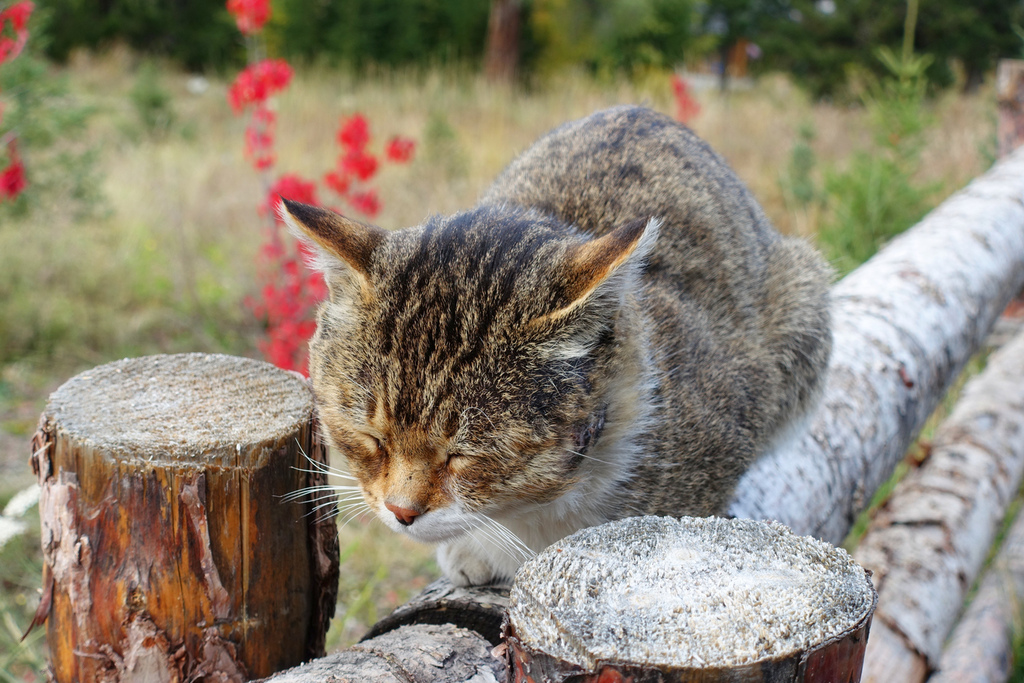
29, 353, 340, 682
504, 516, 876, 683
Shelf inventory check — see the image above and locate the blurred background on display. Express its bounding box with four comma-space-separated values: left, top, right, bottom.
0, 0, 1019, 677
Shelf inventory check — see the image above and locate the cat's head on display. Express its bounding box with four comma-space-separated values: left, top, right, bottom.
281, 199, 657, 545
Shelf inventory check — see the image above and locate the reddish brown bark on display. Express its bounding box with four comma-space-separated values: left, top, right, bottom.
30, 354, 338, 682
484, 0, 520, 82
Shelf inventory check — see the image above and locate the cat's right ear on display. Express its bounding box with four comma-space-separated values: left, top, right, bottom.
279, 198, 387, 297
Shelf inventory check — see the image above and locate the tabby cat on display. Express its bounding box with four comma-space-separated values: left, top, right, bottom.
282, 106, 832, 586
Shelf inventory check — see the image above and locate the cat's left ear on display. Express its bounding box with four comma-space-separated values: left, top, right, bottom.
551, 216, 660, 319
279, 198, 387, 295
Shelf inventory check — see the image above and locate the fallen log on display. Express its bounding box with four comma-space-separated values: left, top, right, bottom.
30, 353, 339, 682
850, 328, 1024, 682
265, 623, 505, 683
504, 516, 876, 683
927, 502, 1024, 683
730, 145, 1024, 544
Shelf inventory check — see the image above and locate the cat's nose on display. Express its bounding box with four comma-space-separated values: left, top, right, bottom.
385, 502, 422, 526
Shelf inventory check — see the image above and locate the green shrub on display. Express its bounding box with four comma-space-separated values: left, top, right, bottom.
817, 47, 940, 274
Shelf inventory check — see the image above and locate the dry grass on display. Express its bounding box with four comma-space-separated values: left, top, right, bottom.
0, 49, 998, 669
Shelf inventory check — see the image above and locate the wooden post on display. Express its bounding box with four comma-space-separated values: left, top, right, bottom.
29, 353, 339, 682
998, 59, 1024, 158
504, 516, 876, 682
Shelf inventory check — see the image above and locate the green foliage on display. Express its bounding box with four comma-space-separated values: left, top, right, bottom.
34, 0, 241, 69
0, 25, 101, 221
817, 45, 939, 274
129, 60, 176, 138
423, 110, 468, 179
779, 122, 817, 207
759, 0, 1024, 98
530, 0, 699, 74
265, 0, 491, 69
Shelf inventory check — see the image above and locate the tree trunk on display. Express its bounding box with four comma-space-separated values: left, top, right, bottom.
729, 145, 1024, 545
926, 498, 1024, 683
849, 328, 1024, 682
30, 353, 339, 682
998, 59, 1024, 157
504, 516, 876, 683
484, 0, 519, 83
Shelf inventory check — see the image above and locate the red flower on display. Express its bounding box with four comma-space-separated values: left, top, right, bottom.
227, 59, 293, 113
337, 114, 370, 151
348, 189, 380, 218
671, 75, 700, 124
0, 144, 26, 201
261, 173, 318, 218
226, 0, 269, 35
1, 1, 33, 30
385, 136, 415, 163
323, 170, 351, 196
340, 148, 378, 181
244, 105, 277, 171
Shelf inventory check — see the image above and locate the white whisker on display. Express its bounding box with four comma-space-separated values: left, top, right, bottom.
561, 447, 615, 467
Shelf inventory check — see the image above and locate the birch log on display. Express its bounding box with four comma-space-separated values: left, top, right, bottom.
847, 328, 1024, 682
927, 503, 1024, 683
30, 354, 339, 682
266, 624, 506, 683
730, 145, 1024, 545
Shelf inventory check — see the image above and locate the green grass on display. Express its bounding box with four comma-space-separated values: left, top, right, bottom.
0, 486, 45, 682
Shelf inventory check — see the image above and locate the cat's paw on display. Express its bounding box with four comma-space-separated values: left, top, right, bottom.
437, 540, 497, 587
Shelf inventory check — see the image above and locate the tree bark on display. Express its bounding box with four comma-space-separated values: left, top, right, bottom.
362, 579, 509, 646
850, 328, 1024, 682
264, 624, 506, 683
729, 145, 1024, 545
30, 353, 339, 682
504, 516, 876, 683
926, 500, 1024, 683
483, 0, 519, 83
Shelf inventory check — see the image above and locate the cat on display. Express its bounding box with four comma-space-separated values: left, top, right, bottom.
282, 105, 832, 587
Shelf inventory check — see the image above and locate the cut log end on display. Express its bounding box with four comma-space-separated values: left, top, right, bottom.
505, 516, 876, 682
43, 353, 312, 464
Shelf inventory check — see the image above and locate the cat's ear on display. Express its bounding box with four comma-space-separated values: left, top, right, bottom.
551, 216, 660, 319
279, 198, 387, 294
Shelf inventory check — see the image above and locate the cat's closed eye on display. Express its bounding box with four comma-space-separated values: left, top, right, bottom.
359, 433, 384, 455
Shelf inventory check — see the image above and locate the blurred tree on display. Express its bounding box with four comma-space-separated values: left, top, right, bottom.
38, 0, 240, 69
529, 0, 698, 75
696, 0, 788, 88
757, 0, 1024, 98
484, 0, 521, 82
268, 0, 490, 68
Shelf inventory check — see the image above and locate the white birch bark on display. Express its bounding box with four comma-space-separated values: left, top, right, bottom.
927, 502, 1024, 683
729, 147, 1024, 545
851, 328, 1024, 681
